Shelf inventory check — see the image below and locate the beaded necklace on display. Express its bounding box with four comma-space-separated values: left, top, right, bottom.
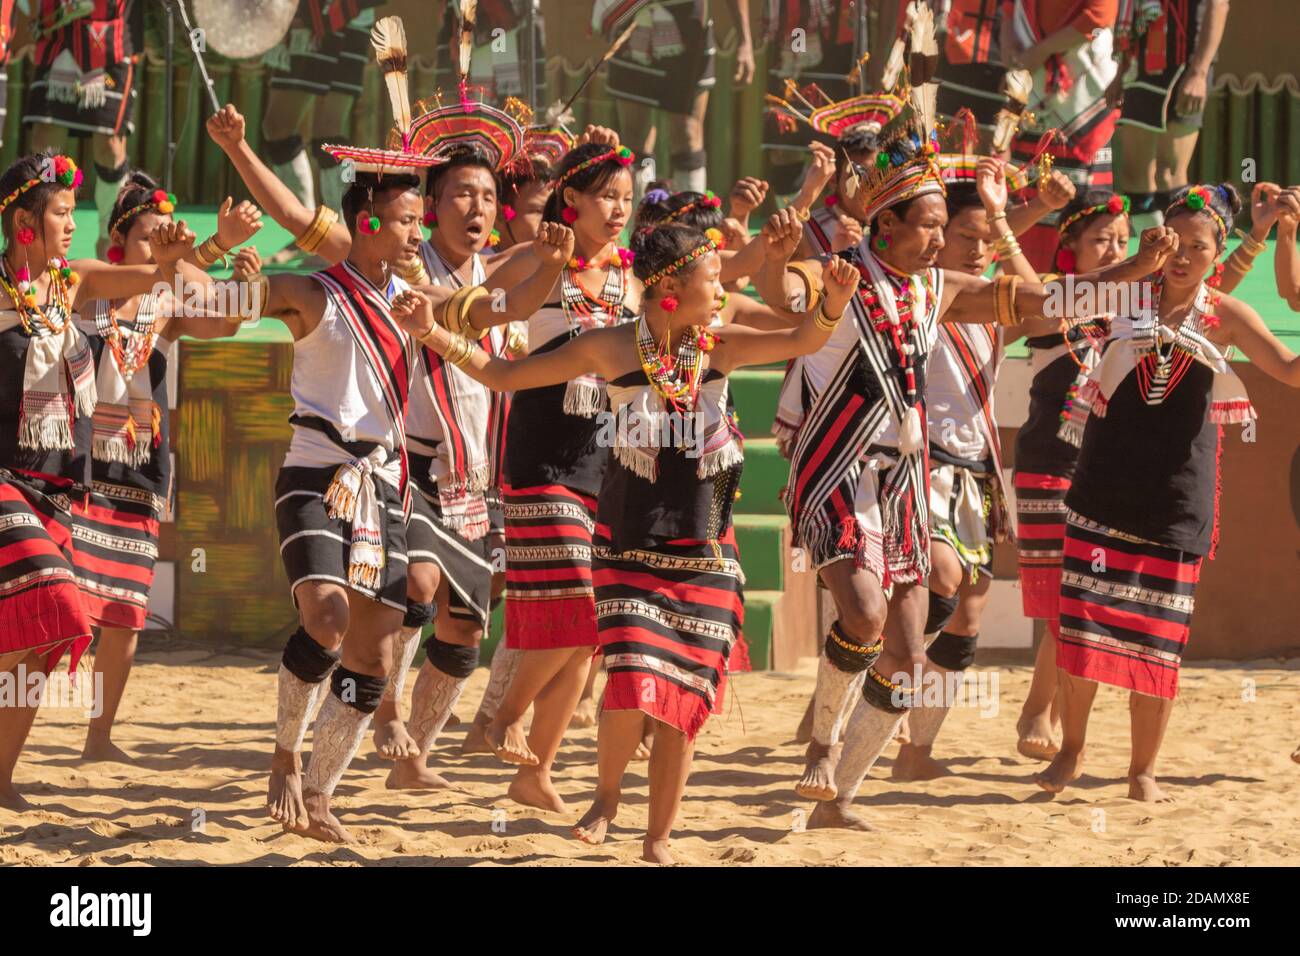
95, 294, 159, 379
853, 253, 927, 406
0, 257, 74, 336
635, 314, 718, 413
561, 245, 632, 331
1134, 272, 1215, 405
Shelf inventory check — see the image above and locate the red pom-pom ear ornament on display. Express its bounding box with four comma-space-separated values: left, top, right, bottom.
106, 245, 125, 264
422, 210, 437, 227
1054, 247, 1078, 274
561, 206, 579, 225
660, 295, 679, 313
502, 205, 517, 222
1206, 260, 1225, 289
358, 214, 381, 235
824, 194, 839, 208
15, 227, 35, 246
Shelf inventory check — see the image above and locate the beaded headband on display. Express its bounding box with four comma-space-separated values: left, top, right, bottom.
0, 155, 83, 217
1166, 185, 1229, 242
857, 130, 947, 224
1058, 193, 1131, 235
109, 188, 177, 238
662, 190, 724, 224
555, 145, 635, 186
643, 238, 719, 287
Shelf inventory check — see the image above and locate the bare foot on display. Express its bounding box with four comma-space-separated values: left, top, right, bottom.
460, 714, 494, 755
1034, 747, 1085, 794
795, 740, 842, 801
1016, 714, 1060, 761
267, 749, 307, 829
487, 719, 539, 766
806, 799, 873, 831
569, 697, 597, 729
642, 838, 676, 864
894, 711, 911, 746
573, 794, 618, 845
794, 697, 814, 745
385, 759, 453, 791
891, 744, 951, 782
81, 731, 138, 764
293, 791, 354, 843
0, 782, 31, 812
373, 718, 420, 760
1128, 773, 1174, 803
445, 711, 461, 727
507, 766, 567, 813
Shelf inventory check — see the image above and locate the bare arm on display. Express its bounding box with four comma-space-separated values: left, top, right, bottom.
72, 259, 165, 307
710, 256, 861, 373
207, 104, 351, 265
1215, 294, 1300, 387
465, 223, 573, 330
1005, 169, 1076, 237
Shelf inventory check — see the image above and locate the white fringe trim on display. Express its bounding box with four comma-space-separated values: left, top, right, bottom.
1210, 401, 1258, 424
697, 439, 745, 479
563, 380, 605, 418
613, 443, 660, 481
18, 414, 73, 452
93, 435, 152, 468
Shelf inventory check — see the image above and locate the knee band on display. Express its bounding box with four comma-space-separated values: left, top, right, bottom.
403, 600, 436, 629
331, 666, 387, 714
671, 148, 707, 172
861, 663, 912, 714
927, 631, 979, 671
281, 626, 341, 684
264, 134, 305, 166
925, 590, 961, 636
824, 621, 884, 674
94, 161, 128, 187
424, 635, 480, 679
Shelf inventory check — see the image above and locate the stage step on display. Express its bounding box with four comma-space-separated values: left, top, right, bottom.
729, 367, 786, 439
736, 438, 789, 515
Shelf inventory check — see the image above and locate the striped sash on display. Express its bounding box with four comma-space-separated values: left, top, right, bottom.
935, 322, 1011, 540
787, 250, 942, 583
313, 261, 415, 514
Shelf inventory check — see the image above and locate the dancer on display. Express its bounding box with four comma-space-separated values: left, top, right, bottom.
1274, 186, 1300, 310
603, 0, 755, 193
23, 0, 142, 254
0, 150, 192, 810
1037, 182, 1300, 801
751, 114, 1177, 829
1013, 189, 1132, 759
74, 172, 261, 763
892, 155, 1043, 781
392, 214, 862, 863
1114, 0, 1231, 228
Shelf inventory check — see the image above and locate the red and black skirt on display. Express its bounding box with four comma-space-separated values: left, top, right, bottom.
593, 525, 744, 741
1056, 510, 1201, 700
69, 480, 159, 631
1014, 472, 1072, 628
502, 483, 599, 650
0, 471, 92, 670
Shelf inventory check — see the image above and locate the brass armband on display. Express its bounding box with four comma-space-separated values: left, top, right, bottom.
194, 234, 230, 269
785, 261, 823, 314
295, 205, 339, 255
243, 273, 270, 323
1232, 228, 1267, 258
993, 274, 1023, 327
437, 285, 491, 339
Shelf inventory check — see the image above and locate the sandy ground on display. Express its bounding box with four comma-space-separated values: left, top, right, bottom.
3, 647, 1298, 866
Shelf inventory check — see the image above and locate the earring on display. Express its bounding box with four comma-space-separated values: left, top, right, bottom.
874, 233, 891, 251
107, 245, 125, 264
561, 206, 579, 225
358, 213, 381, 235
422, 210, 436, 227
1054, 247, 1077, 274
15, 227, 34, 246
660, 295, 679, 313
502, 205, 517, 222
1206, 260, 1225, 289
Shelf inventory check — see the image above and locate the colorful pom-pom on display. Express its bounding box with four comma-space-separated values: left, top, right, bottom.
488, 229, 501, 248
660, 295, 679, 313
71, 169, 83, 189
15, 265, 29, 282
23, 293, 36, 308
617, 247, 635, 268
53, 156, 69, 176
705, 227, 724, 247
422, 210, 437, 227
1106, 195, 1126, 215
644, 188, 671, 205
152, 190, 167, 203
876, 152, 891, 169
502, 205, 517, 222
616, 146, 634, 166
15, 227, 34, 246
66, 270, 79, 286
824, 194, 839, 208
561, 206, 579, 225
106, 245, 125, 264
1186, 189, 1206, 211
568, 256, 587, 271
157, 201, 175, 214
358, 214, 380, 234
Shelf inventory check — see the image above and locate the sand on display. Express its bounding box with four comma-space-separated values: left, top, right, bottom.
3, 646, 1298, 866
